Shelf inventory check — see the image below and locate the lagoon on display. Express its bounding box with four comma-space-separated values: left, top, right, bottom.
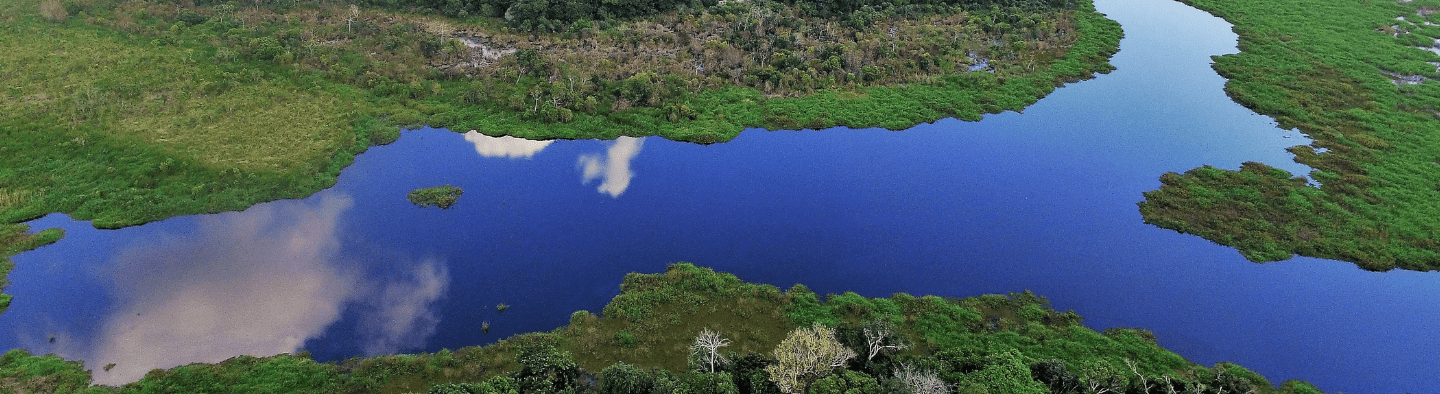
3, 0, 1436, 392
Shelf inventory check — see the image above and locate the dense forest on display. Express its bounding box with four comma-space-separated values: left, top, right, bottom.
0, 264, 1328, 393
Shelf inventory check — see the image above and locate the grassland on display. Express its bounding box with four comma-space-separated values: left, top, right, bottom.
0, 264, 1328, 393
1137, 0, 1440, 271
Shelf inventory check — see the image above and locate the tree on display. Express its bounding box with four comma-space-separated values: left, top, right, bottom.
862, 320, 908, 361
766, 323, 857, 394
690, 328, 732, 373
347, 4, 360, 33
512, 343, 582, 393
894, 364, 948, 394
600, 362, 654, 394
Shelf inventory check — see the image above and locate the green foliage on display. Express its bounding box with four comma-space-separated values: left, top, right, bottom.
117, 354, 345, 393
0, 349, 105, 394
408, 185, 465, 209
947, 349, 1048, 394
0, 224, 62, 314
678, 371, 740, 394
806, 369, 881, 394
512, 343, 583, 392
1138, 0, 1440, 271
599, 362, 655, 394
428, 375, 520, 393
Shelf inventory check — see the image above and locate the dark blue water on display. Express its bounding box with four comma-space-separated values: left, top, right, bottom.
3, 0, 1435, 392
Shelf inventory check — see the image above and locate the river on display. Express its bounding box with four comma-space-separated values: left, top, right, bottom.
4, 0, 1436, 392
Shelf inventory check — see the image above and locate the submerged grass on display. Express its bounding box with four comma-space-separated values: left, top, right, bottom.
0, 264, 1331, 394
1138, 0, 1440, 271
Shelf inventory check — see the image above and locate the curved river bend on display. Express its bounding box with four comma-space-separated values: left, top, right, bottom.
5, 0, 1437, 392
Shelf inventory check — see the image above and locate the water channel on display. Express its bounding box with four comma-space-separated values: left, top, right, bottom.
4, 0, 1437, 392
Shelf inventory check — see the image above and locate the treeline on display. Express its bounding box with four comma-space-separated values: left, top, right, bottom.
354, 0, 1074, 32
0, 264, 1328, 394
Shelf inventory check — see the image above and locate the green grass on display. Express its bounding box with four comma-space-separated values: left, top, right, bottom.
0, 263, 1330, 394
407, 185, 464, 209
1137, 0, 1440, 271
0, 224, 62, 315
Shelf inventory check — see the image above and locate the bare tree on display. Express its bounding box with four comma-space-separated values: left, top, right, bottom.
862, 321, 909, 361
1126, 359, 1153, 394
690, 328, 731, 373
346, 4, 359, 33
895, 364, 949, 394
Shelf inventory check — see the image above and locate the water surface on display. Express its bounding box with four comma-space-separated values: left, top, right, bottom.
5, 0, 1436, 392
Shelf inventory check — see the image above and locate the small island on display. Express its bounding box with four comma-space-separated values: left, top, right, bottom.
408, 185, 465, 209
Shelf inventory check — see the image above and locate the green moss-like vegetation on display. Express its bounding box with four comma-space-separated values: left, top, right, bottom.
0, 263, 1330, 393
408, 185, 465, 209
1138, 0, 1440, 271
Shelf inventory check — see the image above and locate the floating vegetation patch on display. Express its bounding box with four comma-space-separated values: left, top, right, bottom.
407, 185, 464, 209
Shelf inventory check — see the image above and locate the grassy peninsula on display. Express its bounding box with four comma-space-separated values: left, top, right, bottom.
0, 264, 1327, 393
1137, 0, 1440, 271
0, 0, 1124, 225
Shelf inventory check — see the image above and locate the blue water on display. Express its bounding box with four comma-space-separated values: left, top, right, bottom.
3, 0, 1435, 392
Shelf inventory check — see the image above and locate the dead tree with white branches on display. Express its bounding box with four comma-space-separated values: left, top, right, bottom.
690, 328, 731, 373
862, 320, 909, 361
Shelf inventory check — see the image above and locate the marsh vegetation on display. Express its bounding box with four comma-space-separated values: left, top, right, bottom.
1139, 0, 1440, 271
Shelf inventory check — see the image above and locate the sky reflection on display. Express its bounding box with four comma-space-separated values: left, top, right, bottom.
462, 130, 554, 159
87, 194, 360, 384
578, 136, 644, 197
17, 193, 451, 385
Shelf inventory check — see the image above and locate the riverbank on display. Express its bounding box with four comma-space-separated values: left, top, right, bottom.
0, 264, 1328, 393
0, 0, 1120, 307
1138, 0, 1440, 271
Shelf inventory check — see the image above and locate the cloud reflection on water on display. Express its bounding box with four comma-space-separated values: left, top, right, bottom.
578, 137, 644, 197
463, 130, 554, 159
361, 260, 449, 356
81, 193, 449, 385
